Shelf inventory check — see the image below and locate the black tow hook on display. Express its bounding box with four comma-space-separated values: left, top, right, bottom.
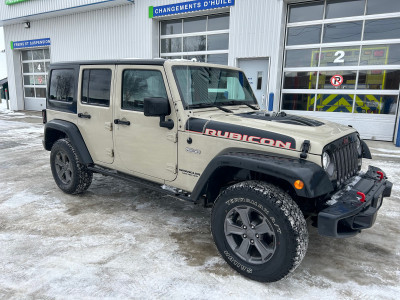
300, 140, 310, 159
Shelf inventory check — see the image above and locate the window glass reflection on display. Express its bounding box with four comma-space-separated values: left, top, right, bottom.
161, 20, 182, 35
287, 25, 321, 45
358, 70, 400, 90
288, 1, 324, 23
285, 49, 319, 67
319, 46, 360, 67
354, 95, 398, 114
367, 0, 400, 15
207, 34, 229, 51
364, 18, 400, 41
207, 54, 228, 65
184, 16, 206, 33
183, 36, 206, 52
283, 72, 317, 89
360, 44, 400, 65
316, 94, 354, 112
323, 21, 362, 43
208, 14, 229, 30
161, 38, 182, 53
325, 0, 365, 19
318, 71, 357, 89
282, 93, 315, 111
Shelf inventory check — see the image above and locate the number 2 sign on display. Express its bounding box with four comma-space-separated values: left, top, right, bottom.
334, 50, 345, 63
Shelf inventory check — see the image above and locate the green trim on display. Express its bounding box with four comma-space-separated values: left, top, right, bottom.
149, 6, 154, 19
10, 41, 13, 50
5, 0, 29, 5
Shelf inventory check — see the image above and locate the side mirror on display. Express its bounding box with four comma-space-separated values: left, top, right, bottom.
144, 97, 170, 117
143, 97, 174, 130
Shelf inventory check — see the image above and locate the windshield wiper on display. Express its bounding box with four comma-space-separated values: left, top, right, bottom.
221, 100, 259, 111
190, 103, 233, 113
243, 103, 258, 110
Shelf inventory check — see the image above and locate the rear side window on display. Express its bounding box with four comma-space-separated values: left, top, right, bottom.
122, 69, 167, 111
49, 69, 75, 102
81, 69, 112, 107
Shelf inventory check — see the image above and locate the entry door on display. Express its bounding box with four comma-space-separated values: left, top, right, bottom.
113, 65, 177, 181
77, 66, 115, 165
238, 58, 269, 109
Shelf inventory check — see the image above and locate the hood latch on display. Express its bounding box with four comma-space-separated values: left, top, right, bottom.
300, 140, 310, 159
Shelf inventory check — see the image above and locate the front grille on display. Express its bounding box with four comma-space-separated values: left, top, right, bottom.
333, 140, 359, 185
324, 133, 360, 187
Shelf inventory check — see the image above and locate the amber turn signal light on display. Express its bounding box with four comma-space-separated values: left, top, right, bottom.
294, 180, 304, 190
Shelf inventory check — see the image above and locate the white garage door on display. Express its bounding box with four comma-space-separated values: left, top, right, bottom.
281, 0, 400, 141
21, 48, 50, 111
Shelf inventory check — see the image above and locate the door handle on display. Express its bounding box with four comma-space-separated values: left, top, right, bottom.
114, 119, 131, 126
78, 113, 91, 119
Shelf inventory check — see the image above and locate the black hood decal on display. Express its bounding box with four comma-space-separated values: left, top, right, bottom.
185, 118, 296, 150
236, 111, 324, 127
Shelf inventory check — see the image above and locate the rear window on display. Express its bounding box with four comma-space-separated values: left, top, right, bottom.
49, 69, 75, 102
81, 69, 112, 107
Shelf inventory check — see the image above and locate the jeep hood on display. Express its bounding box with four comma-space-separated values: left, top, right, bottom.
185, 111, 357, 155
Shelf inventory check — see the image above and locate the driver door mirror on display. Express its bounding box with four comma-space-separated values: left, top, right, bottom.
143, 97, 174, 130
144, 97, 170, 117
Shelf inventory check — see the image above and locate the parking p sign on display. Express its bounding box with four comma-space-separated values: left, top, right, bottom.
330, 75, 343, 87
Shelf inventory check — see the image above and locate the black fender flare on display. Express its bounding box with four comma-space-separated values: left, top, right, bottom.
191, 151, 334, 200
44, 119, 93, 165
361, 139, 372, 159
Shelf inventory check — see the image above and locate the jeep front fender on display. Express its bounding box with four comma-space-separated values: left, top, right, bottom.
191, 152, 334, 200
44, 119, 93, 165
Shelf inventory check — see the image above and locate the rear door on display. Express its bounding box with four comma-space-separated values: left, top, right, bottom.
77, 65, 115, 165
113, 65, 177, 181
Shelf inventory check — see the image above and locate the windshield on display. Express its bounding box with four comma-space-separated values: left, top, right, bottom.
173, 66, 258, 109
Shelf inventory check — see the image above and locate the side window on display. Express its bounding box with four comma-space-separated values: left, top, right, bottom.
49, 69, 75, 102
122, 69, 168, 111
81, 69, 112, 107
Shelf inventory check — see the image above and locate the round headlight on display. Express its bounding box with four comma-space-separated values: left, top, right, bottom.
356, 137, 362, 156
322, 151, 331, 171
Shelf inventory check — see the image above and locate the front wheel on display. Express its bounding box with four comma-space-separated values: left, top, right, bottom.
211, 181, 308, 282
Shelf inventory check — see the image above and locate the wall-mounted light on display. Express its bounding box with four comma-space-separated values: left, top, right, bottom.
24, 22, 30, 29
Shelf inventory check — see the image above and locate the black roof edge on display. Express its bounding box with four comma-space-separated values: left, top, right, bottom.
50, 59, 166, 67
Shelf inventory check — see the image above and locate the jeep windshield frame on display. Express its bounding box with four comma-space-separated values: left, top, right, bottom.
172, 65, 258, 110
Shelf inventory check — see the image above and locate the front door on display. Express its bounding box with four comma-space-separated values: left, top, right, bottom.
238, 58, 270, 109
113, 65, 177, 181
77, 65, 115, 165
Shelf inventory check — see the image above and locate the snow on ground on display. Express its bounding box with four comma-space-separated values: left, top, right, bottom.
0, 111, 399, 299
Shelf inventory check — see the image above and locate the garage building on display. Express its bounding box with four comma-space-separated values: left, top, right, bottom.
1, 0, 399, 143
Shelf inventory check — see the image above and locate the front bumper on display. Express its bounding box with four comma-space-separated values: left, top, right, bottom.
318, 166, 392, 238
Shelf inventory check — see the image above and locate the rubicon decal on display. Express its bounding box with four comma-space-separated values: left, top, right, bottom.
185, 118, 296, 150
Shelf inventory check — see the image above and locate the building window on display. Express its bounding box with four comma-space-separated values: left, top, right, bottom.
282, 0, 400, 115
21, 49, 50, 100
160, 14, 229, 65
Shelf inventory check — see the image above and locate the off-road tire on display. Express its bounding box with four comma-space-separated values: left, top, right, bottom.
50, 138, 93, 194
211, 181, 308, 282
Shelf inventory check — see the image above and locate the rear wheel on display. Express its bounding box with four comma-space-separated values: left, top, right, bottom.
50, 138, 93, 194
211, 181, 308, 282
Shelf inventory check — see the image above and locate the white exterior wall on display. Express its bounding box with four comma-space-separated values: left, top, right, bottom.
3, 1, 159, 110
0, 0, 134, 25
3, 0, 286, 111
229, 0, 285, 111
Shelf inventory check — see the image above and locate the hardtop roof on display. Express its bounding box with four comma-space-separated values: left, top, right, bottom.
50, 59, 166, 67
